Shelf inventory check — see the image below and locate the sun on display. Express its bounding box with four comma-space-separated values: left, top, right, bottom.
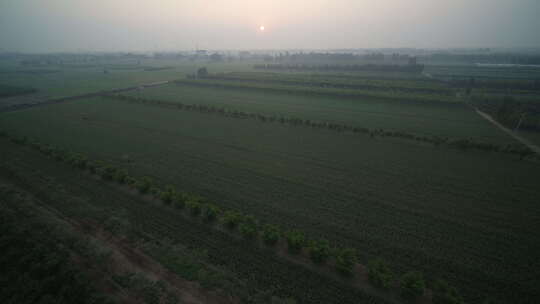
259, 25, 265, 32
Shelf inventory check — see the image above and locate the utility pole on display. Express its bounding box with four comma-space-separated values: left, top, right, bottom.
515, 113, 526, 131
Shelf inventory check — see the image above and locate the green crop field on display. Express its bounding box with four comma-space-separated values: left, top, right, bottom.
126, 82, 513, 143
0, 59, 253, 98
2, 95, 539, 304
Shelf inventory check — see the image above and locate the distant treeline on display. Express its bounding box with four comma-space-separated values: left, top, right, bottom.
107, 94, 536, 158
203, 73, 452, 95
143, 66, 174, 72
253, 63, 425, 73
428, 53, 540, 65
452, 78, 540, 91
175, 78, 455, 103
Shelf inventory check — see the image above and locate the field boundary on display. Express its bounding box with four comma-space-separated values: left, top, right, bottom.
0, 80, 170, 113
1, 134, 442, 304
105, 93, 537, 159
473, 108, 540, 154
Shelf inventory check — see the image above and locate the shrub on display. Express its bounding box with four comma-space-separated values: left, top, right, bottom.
261, 224, 281, 246
335, 248, 357, 276
67, 153, 88, 169
222, 210, 242, 229
159, 187, 175, 205
203, 204, 220, 222
285, 230, 306, 254
238, 215, 258, 239
186, 200, 201, 216
400, 271, 425, 300
308, 239, 331, 264
149, 186, 161, 196
135, 177, 153, 194
95, 164, 116, 180
432, 279, 464, 304
367, 258, 393, 289
172, 192, 186, 209
113, 169, 128, 184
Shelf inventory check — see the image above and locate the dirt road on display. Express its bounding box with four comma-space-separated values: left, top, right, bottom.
475, 108, 540, 154
0, 80, 171, 113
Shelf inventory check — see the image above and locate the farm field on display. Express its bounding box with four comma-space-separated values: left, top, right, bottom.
0, 137, 394, 304
424, 64, 540, 80
0, 59, 253, 99
1, 96, 539, 304
127, 82, 514, 143
4, 1, 540, 303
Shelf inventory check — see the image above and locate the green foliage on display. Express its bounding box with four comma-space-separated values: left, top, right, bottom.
308, 239, 331, 264
172, 192, 186, 209
239, 215, 258, 239
66, 152, 88, 169
159, 186, 175, 205
400, 271, 425, 300
113, 169, 129, 183
186, 200, 202, 216
96, 164, 117, 180
285, 230, 306, 254
367, 258, 393, 289
222, 210, 242, 229
262, 224, 281, 246
335, 248, 357, 276
432, 279, 464, 304
0, 188, 111, 304
203, 203, 220, 222
135, 176, 153, 194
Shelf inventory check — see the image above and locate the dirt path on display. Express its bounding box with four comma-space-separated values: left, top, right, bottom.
0, 174, 234, 304
425, 70, 540, 155
474, 108, 540, 154
0, 80, 170, 113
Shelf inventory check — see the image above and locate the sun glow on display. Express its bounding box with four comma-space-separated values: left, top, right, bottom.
259, 25, 265, 31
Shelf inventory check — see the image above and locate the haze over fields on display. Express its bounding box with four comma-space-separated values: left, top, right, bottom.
1, 0, 540, 52
2, 1, 540, 304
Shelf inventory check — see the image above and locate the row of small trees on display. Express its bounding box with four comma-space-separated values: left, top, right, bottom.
106, 94, 535, 159
1, 131, 465, 303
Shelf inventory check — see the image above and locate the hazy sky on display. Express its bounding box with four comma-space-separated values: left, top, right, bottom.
1, 0, 539, 52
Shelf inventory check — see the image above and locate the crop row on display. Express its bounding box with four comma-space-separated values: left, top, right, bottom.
1, 130, 466, 304
175, 77, 458, 103
253, 63, 425, 74
201, 72, 453, 95
1, 136, 392, 304
107, 94, 536, 159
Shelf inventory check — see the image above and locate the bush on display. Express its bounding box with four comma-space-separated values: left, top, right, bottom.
367, 258, 393, 289
261, 224, 281, 246
186, 200, 202, 216
285, 230, 306, 254
113, 169, 128, 184
149, 186, 161, 196
135, 177, 153, 194
159, 187, 175, 205
432, 279, 464, 304
172, 193, 186, 209
96, 165, 117, 180
203, 204, 220, 222
335, 248, 357, 276
67, 153, 88, 169
308, 239, 331, 264
238, 215, 258, 239
222, 210, 242, 229
400, 271, 425, 300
